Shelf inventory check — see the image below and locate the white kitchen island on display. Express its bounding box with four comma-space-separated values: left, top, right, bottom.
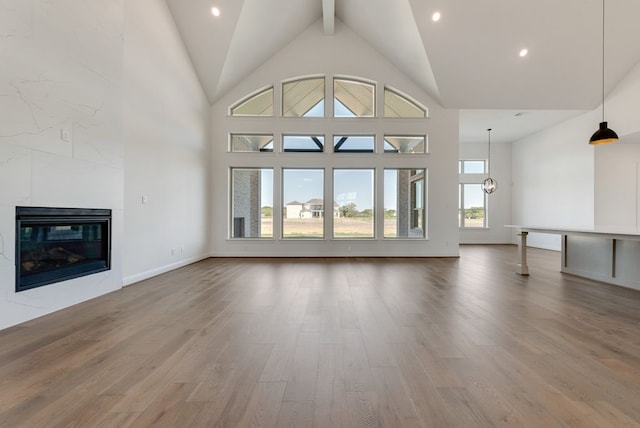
507, 226, 640, 291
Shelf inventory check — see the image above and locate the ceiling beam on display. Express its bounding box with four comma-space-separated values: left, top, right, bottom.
322, 0, 335, 35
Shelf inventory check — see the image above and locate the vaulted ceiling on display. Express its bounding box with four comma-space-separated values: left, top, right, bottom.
165, 0, 640, 144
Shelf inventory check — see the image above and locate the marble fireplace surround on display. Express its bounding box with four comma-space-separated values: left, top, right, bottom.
0, 0, 211, 331
0, 1, 125, 329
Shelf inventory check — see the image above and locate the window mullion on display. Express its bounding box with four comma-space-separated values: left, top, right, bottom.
325, 167, 334, 239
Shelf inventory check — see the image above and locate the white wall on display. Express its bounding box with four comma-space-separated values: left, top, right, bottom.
512, 61, 640, 250
512, 112, 596, 250
593, 62, 640, 231
210, 19, 460, 257
122, 0, 210, 285
0, 1, 125, 329
0, 0, 210, 330
459, 141, 512, 243
594, 134, 640, 231
604, 62, 640, 138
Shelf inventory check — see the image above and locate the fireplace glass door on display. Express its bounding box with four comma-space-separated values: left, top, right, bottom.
16, 207, 111, 292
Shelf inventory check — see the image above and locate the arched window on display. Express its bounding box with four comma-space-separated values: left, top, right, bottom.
333, 78, 375, 117
384, 87, 426, 118
282, 77, 325, 117
226, 76, 430, 242
230, 86, 273, 116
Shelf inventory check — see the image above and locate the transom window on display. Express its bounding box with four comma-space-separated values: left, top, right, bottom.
384, 136, 426, 154
230, 134, 274, 152
333, 135, 375, 153
283, 135, 324, 152
459, 160, 486, 174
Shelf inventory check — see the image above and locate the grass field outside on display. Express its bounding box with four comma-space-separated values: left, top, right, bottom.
260, 216, 483, 238
260, 217, 404, 238
261, 217, 396, 238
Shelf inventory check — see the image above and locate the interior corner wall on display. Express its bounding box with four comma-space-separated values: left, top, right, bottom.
603, 61, 640, 138
210, 19, 459, 257
459, 141, 512, 243
594, 136, 640, 230
0, 1, 125, 330
594, 62, 640, 230
511, 112, 597, 250
122, 0, 210, 285
511, 60, 640, 251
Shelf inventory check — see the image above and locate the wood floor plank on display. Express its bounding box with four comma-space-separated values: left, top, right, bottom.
282, 332, 320, 401
341, 329, 376, 393
235, 381, 287, 428
402, 326, 465, 388
445, 351, 558, 427
371, 366, 422, 427
390, 342, 459, 427
0, 246, 639, 426
484, 346, 632, 427
276, 400, 315, 428
259, 327, 299, 382
210, 343, 274, 427
127, 382, 197, 427
313, 343, 350, 428
187, 363, 237, 403
437, 387, 496, 427
345, 391, 379, 428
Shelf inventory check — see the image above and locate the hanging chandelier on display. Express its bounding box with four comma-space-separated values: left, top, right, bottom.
482, 128, 497, 194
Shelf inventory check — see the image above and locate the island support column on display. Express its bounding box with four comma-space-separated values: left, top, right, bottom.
517, 231, 530, 275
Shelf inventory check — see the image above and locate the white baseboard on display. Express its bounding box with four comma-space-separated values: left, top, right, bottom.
122, 254, 210, 287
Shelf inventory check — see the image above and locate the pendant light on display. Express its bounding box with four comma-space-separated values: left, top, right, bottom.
482, 128, 497, 194
589, 0, 618, 145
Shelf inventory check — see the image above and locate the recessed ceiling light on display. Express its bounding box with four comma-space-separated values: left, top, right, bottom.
432, 11, 441, 22
519, 48, 528, 57
211, 6, 220, 17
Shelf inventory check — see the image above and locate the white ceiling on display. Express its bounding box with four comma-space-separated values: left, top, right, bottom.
164, 0, 640, 144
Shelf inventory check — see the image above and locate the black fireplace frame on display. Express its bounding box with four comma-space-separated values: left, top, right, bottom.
15, 206, 112, 292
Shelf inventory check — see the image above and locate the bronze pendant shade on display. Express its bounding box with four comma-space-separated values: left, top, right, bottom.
590, 121, 618, 145
590, 0, 618, 145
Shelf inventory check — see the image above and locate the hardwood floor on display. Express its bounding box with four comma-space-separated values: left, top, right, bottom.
1, 245, 640, 427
